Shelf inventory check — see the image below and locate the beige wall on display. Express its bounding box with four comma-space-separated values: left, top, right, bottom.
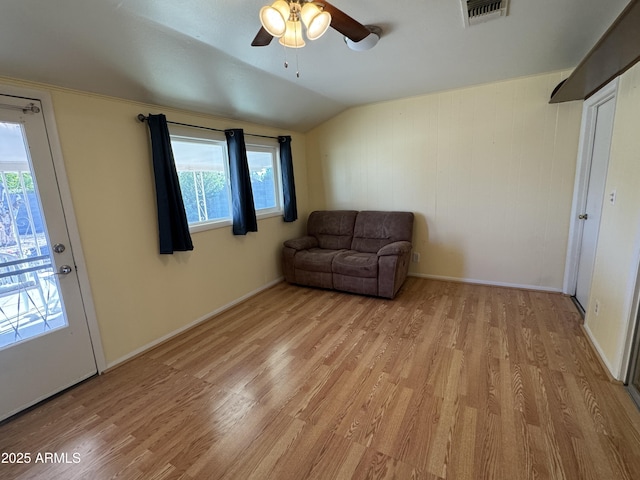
13, 67, 636, 376
307, 72, 582, 290
1, 78, 308, 367
4, 65, 635, 378
584, 62, 640, 378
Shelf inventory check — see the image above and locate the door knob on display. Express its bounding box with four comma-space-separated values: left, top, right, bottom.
57, 265, 73, 275
578, 213, 589, 220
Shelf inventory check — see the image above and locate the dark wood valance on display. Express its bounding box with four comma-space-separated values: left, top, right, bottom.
550, 0, 640, 103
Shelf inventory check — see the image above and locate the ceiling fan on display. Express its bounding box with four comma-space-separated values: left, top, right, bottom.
251, 1, 380, 50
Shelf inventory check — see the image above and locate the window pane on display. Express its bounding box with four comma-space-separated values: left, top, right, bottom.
247, 150, 276, 210
172, 139, 230, 223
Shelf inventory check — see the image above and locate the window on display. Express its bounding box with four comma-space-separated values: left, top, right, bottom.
170, 126, 281, 231
172, 136, 230, 225
247, 146, 279, 214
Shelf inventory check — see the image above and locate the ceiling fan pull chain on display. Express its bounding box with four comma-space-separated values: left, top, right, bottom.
283, 41, 289, 69
277, 19, 300, 78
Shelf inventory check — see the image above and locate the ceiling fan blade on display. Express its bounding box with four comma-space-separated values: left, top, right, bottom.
320, 1, 370, 42
251, 27, 274, 46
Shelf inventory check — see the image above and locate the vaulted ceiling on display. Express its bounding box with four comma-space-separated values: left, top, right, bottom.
0, 1, 630, 131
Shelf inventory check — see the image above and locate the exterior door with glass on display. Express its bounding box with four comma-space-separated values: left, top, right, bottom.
0, 94, 96, 421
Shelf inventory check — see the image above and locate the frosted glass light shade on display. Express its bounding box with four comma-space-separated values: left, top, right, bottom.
279, 20, 306, 48
300, 3, 331, 40
260, 1, 290, 37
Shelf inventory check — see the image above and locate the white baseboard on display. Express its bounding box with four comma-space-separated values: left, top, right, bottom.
105, 277, 284, 370
583, 323, 620, 381
408, 273, 563, 293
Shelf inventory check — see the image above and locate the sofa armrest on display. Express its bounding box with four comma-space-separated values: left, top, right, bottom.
377, 241, 412, 257
284, 236, 319, 251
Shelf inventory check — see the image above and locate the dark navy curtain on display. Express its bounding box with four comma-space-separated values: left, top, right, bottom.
225, 129, 257, 235
146, 114, 193, 254
278, 136, 297, 222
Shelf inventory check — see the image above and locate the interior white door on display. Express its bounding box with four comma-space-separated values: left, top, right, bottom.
0, 95, 96, 421
574, 95, 616, 310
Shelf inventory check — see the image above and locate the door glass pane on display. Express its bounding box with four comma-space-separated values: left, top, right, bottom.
0, 121, 66, 349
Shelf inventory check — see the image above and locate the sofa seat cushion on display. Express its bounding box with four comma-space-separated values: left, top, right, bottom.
332, 251, 378, 278
294, 248, 343, 273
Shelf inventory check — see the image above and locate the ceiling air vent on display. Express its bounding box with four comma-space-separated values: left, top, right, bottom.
461, 0, 509, 27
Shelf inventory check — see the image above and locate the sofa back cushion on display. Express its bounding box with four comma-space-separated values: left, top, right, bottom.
307, 210, 358, 250
351, 211, 414, 253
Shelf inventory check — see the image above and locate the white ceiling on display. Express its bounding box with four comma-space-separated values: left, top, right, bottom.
0, 0, 630, 132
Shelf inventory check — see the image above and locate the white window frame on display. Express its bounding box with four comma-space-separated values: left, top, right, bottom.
246, 139, 283, 221
169, 125, 283, 233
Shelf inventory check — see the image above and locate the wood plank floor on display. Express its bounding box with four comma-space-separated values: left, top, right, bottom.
2, 278, 640, 479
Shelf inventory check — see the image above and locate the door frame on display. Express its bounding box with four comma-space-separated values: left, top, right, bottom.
624, 254, 640, 389
0, 82, 106, 373
618, 231, 640, 384
563, 78, 619, 299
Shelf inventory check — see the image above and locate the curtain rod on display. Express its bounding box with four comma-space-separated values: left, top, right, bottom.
0, 102, 41, 114
136, 114, 281, 141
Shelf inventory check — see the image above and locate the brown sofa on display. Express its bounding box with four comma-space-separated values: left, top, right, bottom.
282, 210, 414, 299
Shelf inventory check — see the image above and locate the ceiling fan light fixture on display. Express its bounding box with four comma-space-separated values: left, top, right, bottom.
279, 20, 306, 48
259, 0, 290, 37
300, 3, 331, 40
252, 0, 372, 53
